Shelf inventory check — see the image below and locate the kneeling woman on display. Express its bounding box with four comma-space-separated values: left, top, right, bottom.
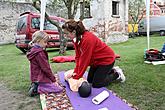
62, 20, 125, 88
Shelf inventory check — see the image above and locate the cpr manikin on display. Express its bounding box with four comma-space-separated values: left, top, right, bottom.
64, 69, 91, 98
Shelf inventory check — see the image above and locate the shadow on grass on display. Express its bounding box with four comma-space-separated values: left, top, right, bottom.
46, 48, 74, 53
46, 48, 60, 52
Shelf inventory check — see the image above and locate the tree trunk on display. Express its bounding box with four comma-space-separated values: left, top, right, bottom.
68, 6, 74, 19
32, 0, 66, 55
80, 0, 85, 20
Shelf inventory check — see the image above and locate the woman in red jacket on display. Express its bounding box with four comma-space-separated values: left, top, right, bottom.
62, 20, 125, 88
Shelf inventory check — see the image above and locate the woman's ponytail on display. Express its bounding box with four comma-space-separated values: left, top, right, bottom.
62, 19, 86, 42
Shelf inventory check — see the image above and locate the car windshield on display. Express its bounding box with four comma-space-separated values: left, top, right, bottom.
31, 17, 64, 31
17, 16, 27, 31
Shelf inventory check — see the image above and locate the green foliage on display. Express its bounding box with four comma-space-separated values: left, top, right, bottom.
129, 0, 145, 24
0, 35, 165, 109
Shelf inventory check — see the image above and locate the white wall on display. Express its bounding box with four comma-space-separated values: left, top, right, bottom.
75, 0, 128, 43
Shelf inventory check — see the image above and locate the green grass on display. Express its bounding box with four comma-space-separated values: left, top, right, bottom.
0, 35, 165, 110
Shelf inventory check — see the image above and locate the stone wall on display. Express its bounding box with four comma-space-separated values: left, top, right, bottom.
0, 1, 66, 44
0, 2, 36, 44
0, 0, 128, 45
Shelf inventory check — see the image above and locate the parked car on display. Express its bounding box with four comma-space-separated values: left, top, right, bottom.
15, 12, 73, 53
138, 16, 165, 36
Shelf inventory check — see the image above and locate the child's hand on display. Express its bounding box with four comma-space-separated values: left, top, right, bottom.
54, 82, 64, 92
54, 82, 60, 86
54, 82, 63, 88
51, 76, 56, 82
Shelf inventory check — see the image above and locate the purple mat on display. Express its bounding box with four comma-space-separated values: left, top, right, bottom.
58, 71, 133, 110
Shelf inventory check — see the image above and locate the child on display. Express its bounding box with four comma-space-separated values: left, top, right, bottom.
27, 31, 63, 96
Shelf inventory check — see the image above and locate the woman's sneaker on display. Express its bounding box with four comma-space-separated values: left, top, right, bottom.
113, 66, 126, 83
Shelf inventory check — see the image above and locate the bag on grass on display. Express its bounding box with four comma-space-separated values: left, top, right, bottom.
144, 49, 165, 61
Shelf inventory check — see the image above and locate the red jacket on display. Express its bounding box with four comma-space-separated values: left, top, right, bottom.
27, 46, 56, 83
73, 31, 115, 79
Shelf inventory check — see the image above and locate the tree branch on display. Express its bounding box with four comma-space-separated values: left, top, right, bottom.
72, 0, 79, 17
62, 0, 68, 8
32, 0, 66, 54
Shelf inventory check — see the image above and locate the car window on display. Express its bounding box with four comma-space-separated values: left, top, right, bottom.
31, 17, 40, 29
17, 16, 27, 31
31, 17, 64, 31
44, 19, 58, 31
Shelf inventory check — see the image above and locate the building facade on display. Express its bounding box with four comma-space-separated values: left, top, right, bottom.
150, 0, 165, 15
0, 1, 60, 44
76, 0, 129, 44
0, 0, 128, 44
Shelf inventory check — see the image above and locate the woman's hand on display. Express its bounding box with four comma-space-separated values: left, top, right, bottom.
65, 72, 76, 80
64, 69, 76, 81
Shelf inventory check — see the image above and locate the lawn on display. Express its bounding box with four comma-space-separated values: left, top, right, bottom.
0, 35, 165, 110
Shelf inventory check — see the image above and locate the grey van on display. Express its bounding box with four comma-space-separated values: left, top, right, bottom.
138, 16, 165, 36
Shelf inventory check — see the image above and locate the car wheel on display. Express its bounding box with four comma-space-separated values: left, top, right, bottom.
160, 31, 165, 36
19, 48, 27, 54
67, 47, 74, 50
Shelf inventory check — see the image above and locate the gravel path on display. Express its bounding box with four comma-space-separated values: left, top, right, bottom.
0, 83, 40, 110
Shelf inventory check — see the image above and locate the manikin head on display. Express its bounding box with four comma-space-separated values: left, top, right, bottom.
78, 80, 92, 98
